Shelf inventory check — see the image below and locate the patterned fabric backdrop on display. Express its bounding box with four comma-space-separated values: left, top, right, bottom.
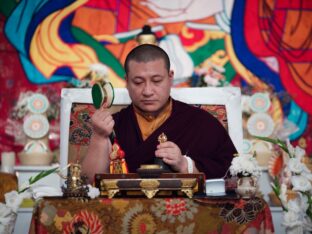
0, 0, 311, 156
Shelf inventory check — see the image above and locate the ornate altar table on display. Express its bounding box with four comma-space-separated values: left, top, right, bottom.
29, 196, 274, 234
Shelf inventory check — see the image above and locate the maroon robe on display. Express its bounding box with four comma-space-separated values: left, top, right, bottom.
113, 99, 237, 179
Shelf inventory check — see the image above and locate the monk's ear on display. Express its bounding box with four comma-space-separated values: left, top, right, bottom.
125, 75, 129, 89
169, 70, 174, 84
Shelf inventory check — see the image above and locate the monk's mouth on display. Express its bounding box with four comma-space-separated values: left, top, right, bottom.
142, 100, 156, 104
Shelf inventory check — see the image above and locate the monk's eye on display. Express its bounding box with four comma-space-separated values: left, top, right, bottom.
133, 80, 143, 85
152, 77, 163, 83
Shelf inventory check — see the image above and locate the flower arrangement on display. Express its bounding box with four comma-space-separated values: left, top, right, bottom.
0, 165, 100, 233
229, 153, 262, 178
256, 136, 312, 233
0, 166, 59, 233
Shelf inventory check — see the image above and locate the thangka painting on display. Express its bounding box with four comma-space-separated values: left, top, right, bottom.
0, 0, 311, 161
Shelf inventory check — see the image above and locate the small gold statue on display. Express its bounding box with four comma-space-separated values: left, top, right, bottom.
68, 163, 83, 190
62, 162, 89, 198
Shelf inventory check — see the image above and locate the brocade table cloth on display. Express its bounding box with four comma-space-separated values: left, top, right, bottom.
29, 196, 274, 234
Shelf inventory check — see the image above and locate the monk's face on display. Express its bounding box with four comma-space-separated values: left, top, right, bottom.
126, 59, 173, 115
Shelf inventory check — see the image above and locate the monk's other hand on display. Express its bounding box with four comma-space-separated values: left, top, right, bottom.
155, 141, 188, 173
91, 106, 114, 138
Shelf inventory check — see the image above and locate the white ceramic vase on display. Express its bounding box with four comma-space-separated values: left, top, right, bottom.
236, 176, 257, 199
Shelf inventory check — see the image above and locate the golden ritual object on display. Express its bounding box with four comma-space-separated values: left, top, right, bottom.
62, 162, 89, 198
153, 132, 171, 171
158, 132, 168, 143
136, 132, 168, 175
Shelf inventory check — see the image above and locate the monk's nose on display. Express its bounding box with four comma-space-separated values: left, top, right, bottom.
142, 82, 153, 96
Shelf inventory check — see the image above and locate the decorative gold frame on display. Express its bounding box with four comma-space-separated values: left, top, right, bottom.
100, 177, 197, 199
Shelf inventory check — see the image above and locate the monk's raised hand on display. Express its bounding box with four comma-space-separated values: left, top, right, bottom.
155, 141, 188, 172
91, 106, 114, 138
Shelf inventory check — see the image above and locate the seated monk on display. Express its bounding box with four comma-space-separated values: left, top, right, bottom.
82, 44, 237, 182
